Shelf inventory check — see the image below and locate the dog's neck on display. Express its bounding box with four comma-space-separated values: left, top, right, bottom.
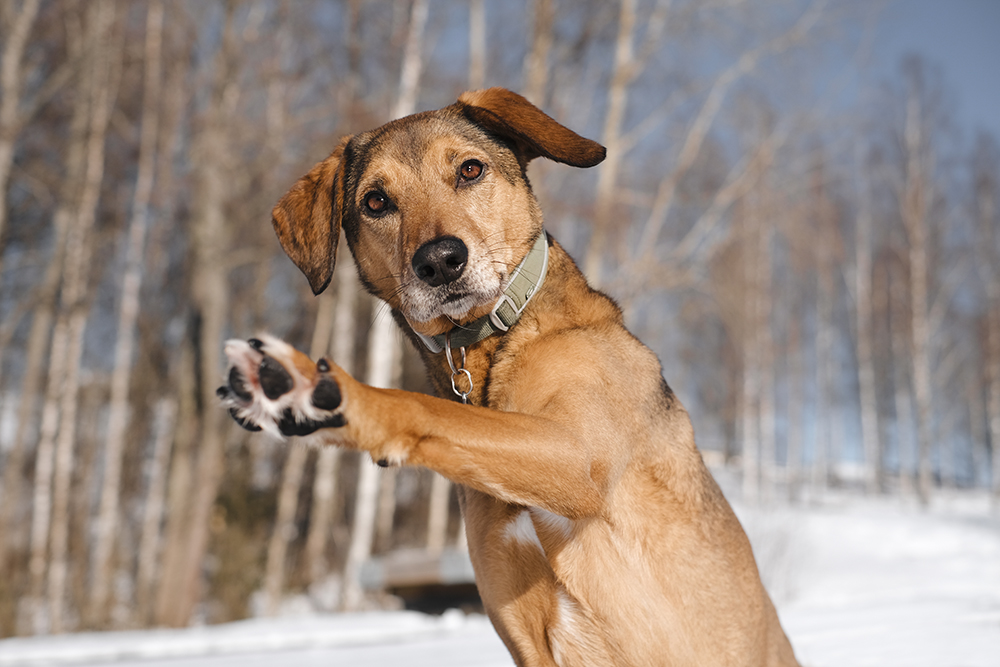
404, 239, 606, 408
411, 231, 550, 355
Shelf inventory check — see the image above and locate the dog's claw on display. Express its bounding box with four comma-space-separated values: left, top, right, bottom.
229, 408, 262, 432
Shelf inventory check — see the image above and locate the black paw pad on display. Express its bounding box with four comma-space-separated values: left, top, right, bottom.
228, 366, 253, 401
277, 407, 346, 437
312, 377, 341, 410
229, 408, 262, 432
258, 356, 293, 400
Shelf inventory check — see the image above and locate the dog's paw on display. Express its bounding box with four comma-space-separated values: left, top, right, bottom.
217, 334, 346, 438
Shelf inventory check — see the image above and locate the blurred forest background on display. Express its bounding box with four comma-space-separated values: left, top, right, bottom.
0, 0, 998, 638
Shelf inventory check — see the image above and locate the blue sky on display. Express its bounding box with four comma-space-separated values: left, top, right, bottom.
869, 0, 1000, 139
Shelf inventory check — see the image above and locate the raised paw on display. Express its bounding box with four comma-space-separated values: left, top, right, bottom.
217, 334, 346, 438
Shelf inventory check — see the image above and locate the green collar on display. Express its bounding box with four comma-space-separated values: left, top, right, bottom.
415, 232, 549, 353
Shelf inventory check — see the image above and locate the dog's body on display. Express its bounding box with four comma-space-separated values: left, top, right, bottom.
221, 89, 798, 666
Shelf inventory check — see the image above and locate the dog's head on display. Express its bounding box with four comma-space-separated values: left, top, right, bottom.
271, 88, 605, 337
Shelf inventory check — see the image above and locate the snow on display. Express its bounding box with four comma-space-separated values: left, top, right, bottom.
2, 493, 998, 667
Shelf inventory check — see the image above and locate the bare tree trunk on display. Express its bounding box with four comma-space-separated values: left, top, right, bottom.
468, 0, 485, 91
303, 254, 357, 584
853, 170, 882, 495
971, 138, 1000, 509
263, 444, 307, 616
0, 0, 42, 290
901, 82, 935, 506
47, 1, 120, 632
426, 474, 451, 553
0, 214, 65, 573
522, 0, 554, 106
263, 293, 336, 615
341, 0, 427, 612
787, 315, 803, 503
740, 198, 760, 504
89, 1, 163, 625
154, 338, 199, 625
135, 397, 176, 626
757, 204, 776, 504
966, 368, 986, 488
159, 3, 242, 626
889, 262, 916, 495
375, 466, 398, 551
584, 0, 635, 284
23, 17, 94, 628
985, 301, 1000, 505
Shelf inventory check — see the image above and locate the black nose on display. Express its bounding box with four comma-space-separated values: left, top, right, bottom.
411, 236, 468, 287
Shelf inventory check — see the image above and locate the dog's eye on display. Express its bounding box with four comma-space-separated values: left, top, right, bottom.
363, 191, 389, 215
459, 159, 484, 182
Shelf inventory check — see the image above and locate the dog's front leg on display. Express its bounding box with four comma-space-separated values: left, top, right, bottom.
219, 335, 605, 520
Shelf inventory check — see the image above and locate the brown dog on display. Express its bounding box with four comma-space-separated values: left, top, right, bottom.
220, 88, 798, 666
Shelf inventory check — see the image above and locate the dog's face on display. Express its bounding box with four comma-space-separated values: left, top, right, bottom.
271, 89, 605, 337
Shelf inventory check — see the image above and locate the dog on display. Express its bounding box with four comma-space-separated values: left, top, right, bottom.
219, 88, 798, 666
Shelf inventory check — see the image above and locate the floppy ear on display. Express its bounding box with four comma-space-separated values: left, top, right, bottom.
271, 137, 351, 295
458, 88, 606, 168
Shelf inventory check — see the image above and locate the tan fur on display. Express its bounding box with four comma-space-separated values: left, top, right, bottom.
226, 89, 798, 666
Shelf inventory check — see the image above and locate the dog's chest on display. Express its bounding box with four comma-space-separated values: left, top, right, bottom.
502, 506, 573, 556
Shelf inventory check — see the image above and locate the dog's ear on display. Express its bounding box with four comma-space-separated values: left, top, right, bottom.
271, 137, 351, 295
458, 88, 606, 168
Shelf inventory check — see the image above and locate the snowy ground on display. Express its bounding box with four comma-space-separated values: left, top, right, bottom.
2, 491, 998, 667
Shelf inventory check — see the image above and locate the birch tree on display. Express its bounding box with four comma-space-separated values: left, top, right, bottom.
851, 151, 883, 494
89, 1, 163, 625
47, 0, 120, 633
522, 0, 554, 106
0, 0, 72, 288
0, 0, 73, 573
341, 0, 428, 611
898, 64, 938, 505
971, 133, 1000, 508
303, 253, 357, 587
156, 1, 248, 626
134, 398, 177, 625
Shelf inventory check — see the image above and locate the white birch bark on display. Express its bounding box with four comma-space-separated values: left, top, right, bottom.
263, 293, 336, 615
341, 0, 427, 612
48, 0, 120, 632
522, 0, 554, 106
304, 253, 356, 583
468, 0, 485, 91
887, 263, 915, 494
163, 3, 243, 626
154, 342, 198, 626
757, 216, 776, 504
901, 82, 935, 506
972, 141, 1000, 508
89, 1, 163, 623
853, 167, 882, 494
786, 316, 804, 502
0, 203, 67, 573
135, 398, 176, 625
0, 0, 42, 291
584, 0, 636, 284
813, 178, 835, 495
741, 200, 760, 504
